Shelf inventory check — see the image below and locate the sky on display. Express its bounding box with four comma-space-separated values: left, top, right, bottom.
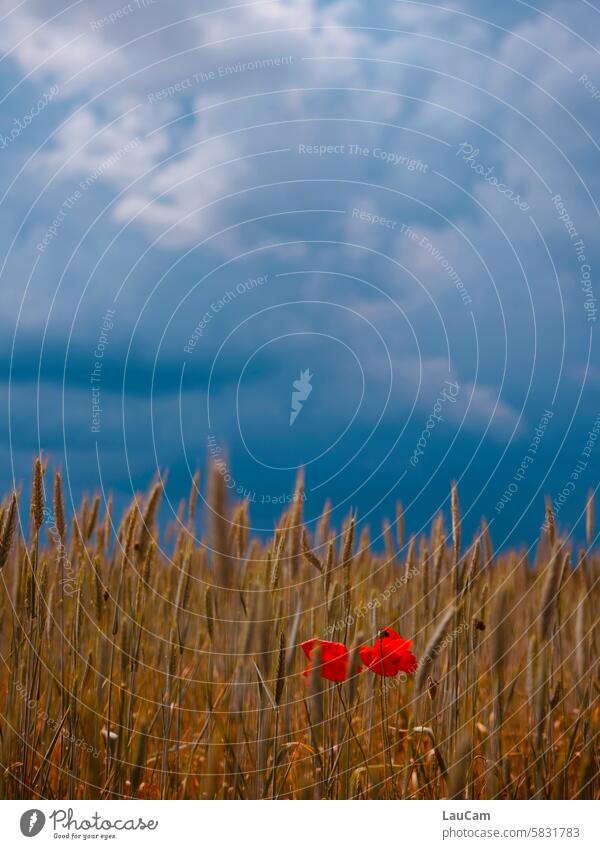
1, 0, 599, 551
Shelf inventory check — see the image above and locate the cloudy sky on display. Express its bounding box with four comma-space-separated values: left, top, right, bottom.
1, 0, 599, 549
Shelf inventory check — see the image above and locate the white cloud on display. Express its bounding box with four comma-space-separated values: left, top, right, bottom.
0, 0, 595, 455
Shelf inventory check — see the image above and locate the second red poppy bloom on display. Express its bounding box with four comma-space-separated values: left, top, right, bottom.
359, 627, 418, 677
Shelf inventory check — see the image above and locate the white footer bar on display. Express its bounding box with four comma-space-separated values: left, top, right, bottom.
1, 800, 597, 847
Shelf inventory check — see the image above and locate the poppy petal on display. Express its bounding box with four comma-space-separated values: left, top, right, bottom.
398, 649, 418, 673
301, 639, 318, 659
359, 645, 374, 667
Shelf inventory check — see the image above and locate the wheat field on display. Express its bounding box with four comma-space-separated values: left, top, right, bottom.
0, 458, 597, 800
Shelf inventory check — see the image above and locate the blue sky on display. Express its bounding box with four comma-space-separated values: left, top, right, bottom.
1, 0, 599, 550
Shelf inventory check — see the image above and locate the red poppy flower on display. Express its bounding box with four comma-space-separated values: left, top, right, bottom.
359, 627, 417, 677
301, 638, 359, 682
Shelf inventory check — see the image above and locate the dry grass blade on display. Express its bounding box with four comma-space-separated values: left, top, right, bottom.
0, 493, 18, 571
586, 489, 594, 548
275, 631, 286, 706
539, 546, 561, 642
31, 457, 45, 532
451, 482, 461, 568
188, 471, 201, 525
208, 463, 234, 589
545, 499, 556, 547
447, 734, 473, 800
53, 472, 66, 543
415, 606, 456, 693
138, 482, 162, 559
302, 529, 323, 573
